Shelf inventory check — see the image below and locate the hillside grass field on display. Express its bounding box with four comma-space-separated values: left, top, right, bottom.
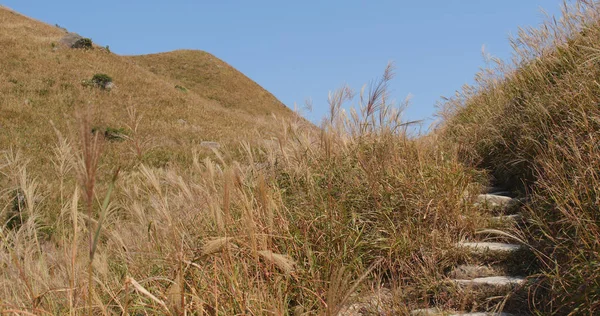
0, 6, 301, 173
1, 1, 599, 315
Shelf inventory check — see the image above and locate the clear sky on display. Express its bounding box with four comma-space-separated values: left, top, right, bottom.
2, 1, 565, 128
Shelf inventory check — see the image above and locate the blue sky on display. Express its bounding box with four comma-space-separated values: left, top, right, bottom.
3, 1, 564, 128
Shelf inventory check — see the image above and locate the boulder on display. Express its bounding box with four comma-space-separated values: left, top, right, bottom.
59, 33, 92, 49
59, 33, 83, 47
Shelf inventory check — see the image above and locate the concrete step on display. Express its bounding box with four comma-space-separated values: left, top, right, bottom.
411, 308, 516, 315
484, 189, 513, 197
476, 194, 518, 208
410, 308, 445, 315
336, 288, 392, 316
457, 242, 522, 254
448, 264, 505, 279
450, 313, 516, 316
453, 276, 526, 287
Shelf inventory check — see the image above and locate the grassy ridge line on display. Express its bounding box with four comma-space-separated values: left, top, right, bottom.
128, 50, 292, 118
438, 1, 600, 313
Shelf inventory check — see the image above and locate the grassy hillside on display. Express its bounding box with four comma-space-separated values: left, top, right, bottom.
0, 6, 300, 173
129, 50, 291, 118
2, 2, 600, 315
439, 1, 600, 313
0, 56, 486, 314
0, 8, 487, 312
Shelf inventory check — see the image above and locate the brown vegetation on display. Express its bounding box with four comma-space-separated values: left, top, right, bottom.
1, 1, 600, 314
439, 1, 600, 313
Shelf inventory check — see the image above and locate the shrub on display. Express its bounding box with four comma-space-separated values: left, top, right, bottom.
91, 73, 112, 86
104, 127, 128, 141
82, 73, 113, 90
175, 85, 187, 92
71, 37, 93, 49
55, 23, 68, 32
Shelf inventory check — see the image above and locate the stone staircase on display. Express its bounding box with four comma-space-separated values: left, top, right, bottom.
339, 187, 535, 316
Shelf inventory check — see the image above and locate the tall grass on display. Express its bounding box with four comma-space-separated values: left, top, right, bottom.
438, 1, 600, 313
0, 64, 486, 314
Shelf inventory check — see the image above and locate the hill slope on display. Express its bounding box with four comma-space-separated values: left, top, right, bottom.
128, 50, 290, 118
0, 6, 299, 170
3, 3, 600, 315
439, 3, 600, 313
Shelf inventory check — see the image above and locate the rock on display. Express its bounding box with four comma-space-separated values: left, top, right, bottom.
104, 82, 115, 91
59, 33, 83, 47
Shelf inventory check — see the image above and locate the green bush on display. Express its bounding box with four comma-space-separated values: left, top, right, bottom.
92, 73, 112, 86
82, 73, 113, 90
104, 127, 128, 141
71, 37, 92, 49
175, 85, 188, 92
55, 24, 68, 32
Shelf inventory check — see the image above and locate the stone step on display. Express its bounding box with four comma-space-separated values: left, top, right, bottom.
448, 264, 505, 279
484, 189, 513, 197
336, 288, 392, 316
485, 216, 524, 236
450, 313, 516, 316
410, 308, 444, 315
453, 276, 526, 288
411, 308, 516, 315
476, 194, 517, 208
457, 242, 522, 254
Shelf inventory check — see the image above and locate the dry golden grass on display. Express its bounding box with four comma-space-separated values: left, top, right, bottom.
128, 50, 292, 118
0, 26, 488, 313
0, 6, 302, 176
439, 1, 600, 313
8, 1, 600, 314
